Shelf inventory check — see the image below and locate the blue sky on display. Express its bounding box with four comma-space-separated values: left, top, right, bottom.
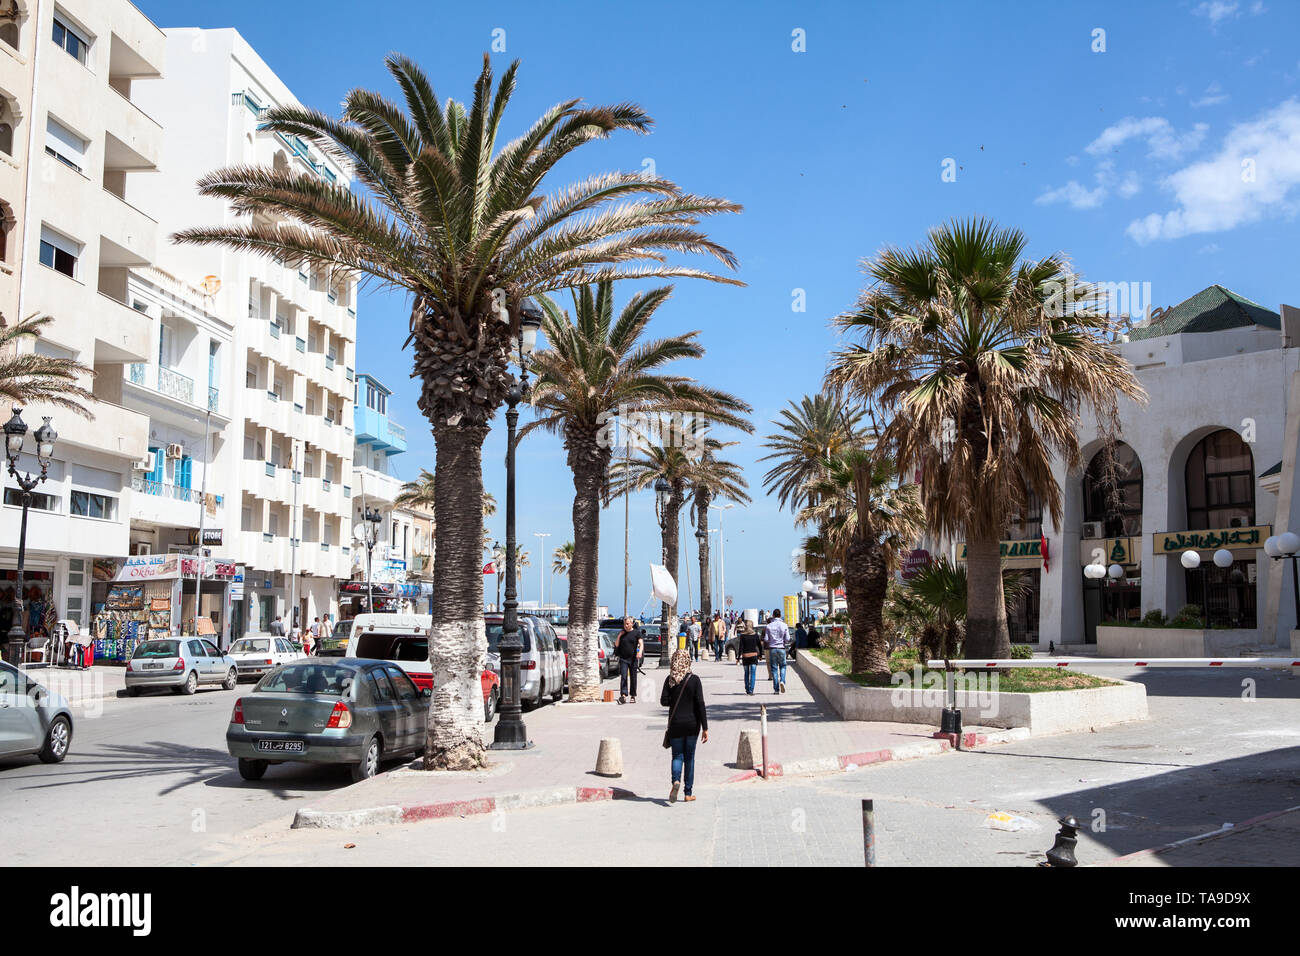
142, 0, 1300, 613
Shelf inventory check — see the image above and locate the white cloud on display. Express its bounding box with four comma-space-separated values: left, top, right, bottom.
1250, 1, 1267, 14
1198, 243, 1221, 254
1125, 99, 1300, 243
1036, 180, 1107, 209
1191, 82, 1229, 108
1085, 116, 1208, 160
1194, 1, 1240, 23
1118, 171, 1142, 198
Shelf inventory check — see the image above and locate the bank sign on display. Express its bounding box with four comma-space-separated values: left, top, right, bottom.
1154, 525, 1271, 554
956, 539, 1042, 568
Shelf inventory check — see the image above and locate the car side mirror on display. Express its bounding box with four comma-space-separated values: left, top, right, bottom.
421, 687, 432, 698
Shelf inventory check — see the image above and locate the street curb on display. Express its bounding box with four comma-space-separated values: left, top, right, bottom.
290, 785, 632, 829
723, 727, 1030, 782
1096, 803, 1300, 866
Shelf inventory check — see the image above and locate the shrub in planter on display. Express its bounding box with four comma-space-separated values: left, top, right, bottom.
1009, 643, 1034, 659
1141, 609, 1166, 627
1169, 604, 1205, 628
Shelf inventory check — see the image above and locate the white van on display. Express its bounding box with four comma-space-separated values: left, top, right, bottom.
345, 613, 434, 691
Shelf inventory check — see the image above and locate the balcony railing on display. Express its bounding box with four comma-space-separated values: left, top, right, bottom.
343, 486, 351, 498
387, 421, 406, 442
325, 355, 335, 370
132, 475, 211, 505
266, 390, 279, 402
269, 321, 281, 339
294, 402, 304, 414
127, 363, 195, 404
295, 337, 306, 353
208, 387, 219, 413
263, 531, 274, 543
265, 462, 276, 477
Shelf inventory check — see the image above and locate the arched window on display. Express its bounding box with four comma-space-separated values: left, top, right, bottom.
0, 1, 24, 51
1083, 442, 1143, 537
1186, 429, 1254, 529
0, 200, 13, 263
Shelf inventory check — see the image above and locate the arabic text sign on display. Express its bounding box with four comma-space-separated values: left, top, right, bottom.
1154, 526, 1271, 554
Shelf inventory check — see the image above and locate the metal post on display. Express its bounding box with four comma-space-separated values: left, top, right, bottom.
862, 799, 876, 867
492, 380, 530, 749
6, 490, 30, 663
288, 436, 298, 641
1290, 555, 1300, 629
759, 702, 768, 779
194, 409, 212, 643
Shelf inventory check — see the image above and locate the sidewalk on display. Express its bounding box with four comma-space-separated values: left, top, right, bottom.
1102, 805, 1300, 867
23, 663, 126, 708
290, 653, 1022, 829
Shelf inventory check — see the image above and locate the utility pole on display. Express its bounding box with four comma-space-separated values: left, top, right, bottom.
289, 438, 300, 638
623, 444, 630, 618
193, 408, 212, 643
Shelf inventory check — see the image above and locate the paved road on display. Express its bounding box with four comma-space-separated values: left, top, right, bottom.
193, 665, 1300, 866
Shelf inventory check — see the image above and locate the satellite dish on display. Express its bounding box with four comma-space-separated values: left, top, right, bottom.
200, 275, 221, 296
352, 523, 366, 543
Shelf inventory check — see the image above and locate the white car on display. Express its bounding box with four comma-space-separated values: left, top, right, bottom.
228, 636, 305, 682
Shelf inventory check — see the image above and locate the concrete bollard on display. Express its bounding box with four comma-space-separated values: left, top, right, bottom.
735, 729, 762, 770
594, 737, 623, 777
602, 689, 615, 702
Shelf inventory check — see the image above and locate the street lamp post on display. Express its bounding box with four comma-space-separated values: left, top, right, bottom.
710, 503, 734, 625
3, 407, 56, 664
1265, 534, 1300, 629
491, 542, 505, 612
492, 298, 542, 751
654, 477, 672, 667
360, 505, 381, 615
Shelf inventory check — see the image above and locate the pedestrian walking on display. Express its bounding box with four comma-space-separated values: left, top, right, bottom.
310, 617, 322, 654
270, 615, 285, 637
660, 649, 708, 803
710, 611, 726, 661
764, 609, 790, 693
737, 619, 762, 694
615, 616, 643, 704
319, 615, 333, 651
686, 614, 702, 661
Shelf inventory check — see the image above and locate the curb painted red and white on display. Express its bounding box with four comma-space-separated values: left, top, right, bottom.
292, 785, 631, 830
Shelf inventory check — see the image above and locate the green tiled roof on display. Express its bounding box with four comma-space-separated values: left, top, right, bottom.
1261, 461, 1282, 478
1129, 284, 1281, 341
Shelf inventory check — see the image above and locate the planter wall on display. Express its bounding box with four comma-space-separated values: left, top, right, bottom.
796, 651, 1147, 735
1097, 625, 1260, 657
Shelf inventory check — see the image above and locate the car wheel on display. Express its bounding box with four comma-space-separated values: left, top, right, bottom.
552, 679, 564, 702
222, 668, 238, 690
237, 758, 268, 781
37, 715, 72, 763
484, 687, 498, 722
126, 686, 140, 697
351, 737, 381, 783
182, 671, 198, 695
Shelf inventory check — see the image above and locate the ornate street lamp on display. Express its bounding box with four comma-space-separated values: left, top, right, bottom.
492, 298, 542, 750
360, 505, 382, 614
654, 476, 673, 666
491, 541, 505, 612
1265, 533, 1300, 630
4, 407, 56, 663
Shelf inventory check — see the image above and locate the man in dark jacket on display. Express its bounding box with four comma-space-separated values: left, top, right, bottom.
615, 616, 643, 704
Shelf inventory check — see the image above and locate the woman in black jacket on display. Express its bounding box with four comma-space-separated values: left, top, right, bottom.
660, 649, 708, 803
737, 621, 763, 695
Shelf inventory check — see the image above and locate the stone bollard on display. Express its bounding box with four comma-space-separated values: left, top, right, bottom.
735, 729, 762, 770
595, 737, 623, 777
602, 689, 615, 702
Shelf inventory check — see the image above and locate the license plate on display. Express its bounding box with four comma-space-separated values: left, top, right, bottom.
144, 662, 164, 669
256, 739, 304, 753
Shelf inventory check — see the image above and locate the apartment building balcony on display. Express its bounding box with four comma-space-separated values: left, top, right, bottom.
27, 395, 149, 461
129, 474, 221, 529
107, 11, 167, 86
355, 406, 408, 453
98, 191, 159, 273
351, 466, 404, 505
103, 87, 162, 173
241, 530, 289, 576
240, 457, 293, 507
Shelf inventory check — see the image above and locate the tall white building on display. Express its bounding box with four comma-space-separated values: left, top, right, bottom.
1, 0, 166, 637
131, 27, 357, 637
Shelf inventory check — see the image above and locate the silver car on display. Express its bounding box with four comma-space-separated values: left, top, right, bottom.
125, 638, 238, 695
0, 661, 73, 764
485, 615, 566, 708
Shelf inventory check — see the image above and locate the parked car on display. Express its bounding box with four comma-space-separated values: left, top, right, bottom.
125, 638, 237, 695
483, 613, 566, 708
344, 613, 500, 720
0, 661, 73, 764
640, 623, 663, 658
227, 658, 430, 782
228, 636, 305, 682
318, 619, 353, 656
595, 629, 620, 678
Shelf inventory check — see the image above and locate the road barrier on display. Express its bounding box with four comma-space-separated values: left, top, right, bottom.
927, 658, 1300, 669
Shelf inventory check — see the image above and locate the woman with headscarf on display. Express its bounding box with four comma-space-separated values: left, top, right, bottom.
736, 619, 763, 695
659, 649, 708, 803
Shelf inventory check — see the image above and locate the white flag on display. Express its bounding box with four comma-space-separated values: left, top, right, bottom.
649, 564, 677, 605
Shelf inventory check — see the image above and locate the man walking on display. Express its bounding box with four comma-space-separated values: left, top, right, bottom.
270, 615, 285, 637
615, 616, 643, 704
710, 611, 726, 661
686, 614, 702, 662
764, 609, 790, 693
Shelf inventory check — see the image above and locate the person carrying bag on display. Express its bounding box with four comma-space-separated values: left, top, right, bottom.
660, 649, 708, 803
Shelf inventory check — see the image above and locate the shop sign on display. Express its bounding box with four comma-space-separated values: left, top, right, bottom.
957, 539, 1043, 566
115, 554, 180, 581
230, 568, 245, 601
179, 556, 237, 579
1080, 537, 1139, 567
902, 549, 931, 581
1154, 525, 1271, 554
187, 529, 223, 546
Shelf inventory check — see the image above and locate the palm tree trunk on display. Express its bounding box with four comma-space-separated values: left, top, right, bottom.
424, 422, 489, 770
964, 532, 1011, 659
695, 488, 712, 621
566, 457, 604, 702
660, 489, 684, 663
845, 534, 890, 678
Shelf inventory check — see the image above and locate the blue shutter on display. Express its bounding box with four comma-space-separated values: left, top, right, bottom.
147, 447, 163, 483
179, 456, 193, 490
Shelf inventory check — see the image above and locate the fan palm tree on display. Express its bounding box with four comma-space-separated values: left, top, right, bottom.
610, 440, 723, 663
829, 217, 1144, 659
688, 440, 751, 622
799, 449, 922, 677
394, 467, 496, 516
552, 541, 575, 576
174, 54, 742, 769
897, 557, 1028, 661
0, 315, 95, 415
522, 282, 750, 700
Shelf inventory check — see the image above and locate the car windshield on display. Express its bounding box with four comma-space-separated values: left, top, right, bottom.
231, 639, 271, 654
485, 623, 532, 653
133, 640, 180, 659
257, 662, 355, 696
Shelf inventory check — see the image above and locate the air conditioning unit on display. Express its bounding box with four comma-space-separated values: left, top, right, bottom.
132, 543, 152, 556
131, 458, 152, 472
1082, 521, 1103, 540
165, 443, 184, 460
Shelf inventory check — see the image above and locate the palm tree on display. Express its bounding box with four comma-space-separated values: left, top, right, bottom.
175, 55, 742, 769
799, 449, 922, 677
394, 467, 496, 516
552, 541, 575, 576
522, 282, 750, 700
689, 441, 751, 622
829, 217, 1144, 660
514, 546, 530, 588
897, 557, 1028, 661
610, 440, 721, 661
760, 394, 865, 618
0, 315, 95, 415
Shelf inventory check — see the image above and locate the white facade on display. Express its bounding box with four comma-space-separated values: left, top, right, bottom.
130, 27, 357, 636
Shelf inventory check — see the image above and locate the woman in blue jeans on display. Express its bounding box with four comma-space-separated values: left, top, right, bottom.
737, 620, 762, 695
660, 649, 708, 803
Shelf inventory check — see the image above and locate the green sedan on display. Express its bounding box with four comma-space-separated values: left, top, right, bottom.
227, 658, 431, 783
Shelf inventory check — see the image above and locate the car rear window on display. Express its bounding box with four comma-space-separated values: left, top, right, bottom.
485, 623, 531, 653
258, 662, 355, 696
133, 640, 180, 659
354, 632, 429, 662
231, 639, 271, 654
